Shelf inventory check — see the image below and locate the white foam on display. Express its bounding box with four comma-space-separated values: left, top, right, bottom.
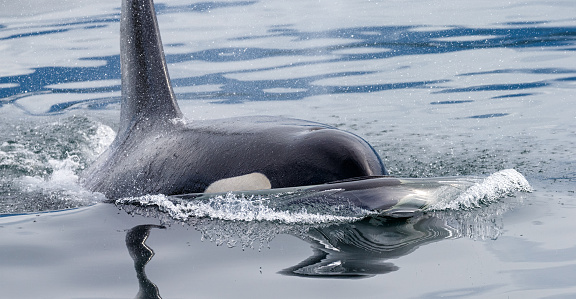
18, 155, 106, 203
116, 169, 532, 223
3, 118, 114, 212
0, 142, 41, 174
426, 169, 532, 211
116, 193, 371, 224
23, 121, 114, 203
88, 123, 115, 158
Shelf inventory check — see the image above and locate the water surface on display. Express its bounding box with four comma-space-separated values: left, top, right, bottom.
1, 0, 575, 298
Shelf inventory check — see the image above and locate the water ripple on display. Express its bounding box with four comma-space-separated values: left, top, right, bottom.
1, 16, 575, 110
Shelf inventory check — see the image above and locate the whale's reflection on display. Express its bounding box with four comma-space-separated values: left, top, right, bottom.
124, 213, 458, 297
280, 215, 456, 278
125, 224, 166, 299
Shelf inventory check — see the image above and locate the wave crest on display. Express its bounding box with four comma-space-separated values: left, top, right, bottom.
425, 169, 532, 211
116, 192, 374, 224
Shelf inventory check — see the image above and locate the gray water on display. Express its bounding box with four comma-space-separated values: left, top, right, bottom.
1, 0, 575, 298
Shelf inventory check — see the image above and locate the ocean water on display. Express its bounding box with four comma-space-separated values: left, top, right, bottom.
1, 0, 575, 298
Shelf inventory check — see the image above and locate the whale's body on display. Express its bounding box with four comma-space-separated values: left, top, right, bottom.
81, 0, 386, 199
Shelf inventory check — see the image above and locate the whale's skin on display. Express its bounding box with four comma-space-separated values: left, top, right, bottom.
81, 0, 387, 199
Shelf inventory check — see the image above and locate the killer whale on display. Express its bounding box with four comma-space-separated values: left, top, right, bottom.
81, 0, 387, 199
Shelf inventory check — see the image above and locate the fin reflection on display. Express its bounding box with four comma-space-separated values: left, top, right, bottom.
126, 224, 166, 299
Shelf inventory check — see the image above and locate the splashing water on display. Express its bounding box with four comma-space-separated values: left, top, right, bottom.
116, 192, 374, 224
424, 169, 532, 211
0, 116, 114, 214
116, 169, 531, 225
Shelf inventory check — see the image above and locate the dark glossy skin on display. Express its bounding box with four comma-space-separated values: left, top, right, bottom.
81, 0, 386, 199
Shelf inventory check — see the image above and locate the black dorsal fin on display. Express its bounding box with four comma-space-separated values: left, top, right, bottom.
118, 0, 183, 138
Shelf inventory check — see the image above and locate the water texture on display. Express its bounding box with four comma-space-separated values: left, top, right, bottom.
0, 0, 575, 298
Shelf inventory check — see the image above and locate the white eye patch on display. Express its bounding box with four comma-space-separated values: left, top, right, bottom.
204, 172, 272, 193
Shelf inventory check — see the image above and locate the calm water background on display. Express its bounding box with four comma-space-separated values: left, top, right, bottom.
1, 0, 575, 298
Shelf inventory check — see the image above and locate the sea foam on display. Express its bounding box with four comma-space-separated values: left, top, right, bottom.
116, 169, 531, 224
425, 169, 532, 211
116, 193, 373, 224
